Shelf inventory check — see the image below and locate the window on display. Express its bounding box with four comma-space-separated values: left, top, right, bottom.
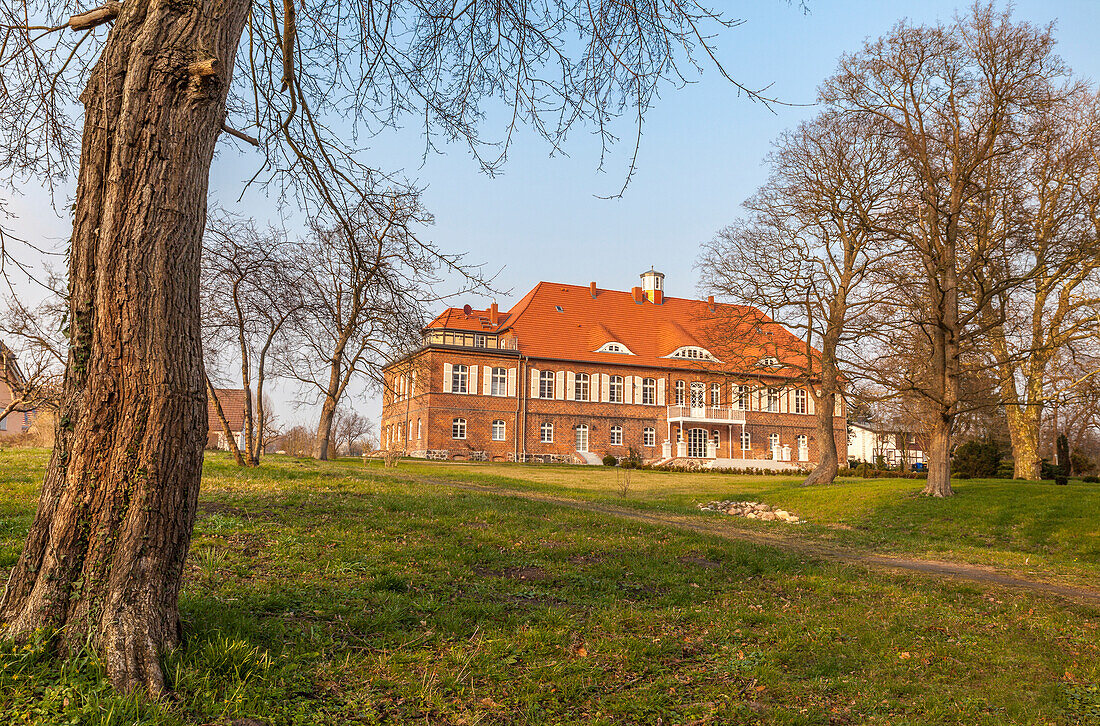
609, 375, 624, 403
610, 426, 623, 445
712, 430, 720, 447
575, 373, 590, 401
491, 367, 507, 396
767, 388, 780, 413
452, 418, 467, 439
641, 378, 656, 405
710, 383, 721, 406
769, 433, 780, 456
417, 418, 422, 439
474, 334, 486, 348
540, 422, 554, 443
555, 305, 565, 312
492, 419, 506, 441
675, 380, 685, 406
643, 427, 656, 447
596, 341, 635, 354
408, 421, 413, 440
540, 370, 555, 399
758, 356, 779, 367
736, 385, 749, 411
794, 389, 807, 414
452, 364, 468, 394
740, 430, 751, 451
667, 345, 717, 360
797, 434, 809, 460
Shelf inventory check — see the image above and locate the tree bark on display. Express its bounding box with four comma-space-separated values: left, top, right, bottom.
313, 388, 338, 460
923, 417, 954, 497
802, 391, 839, 486
0, 0, 249, 694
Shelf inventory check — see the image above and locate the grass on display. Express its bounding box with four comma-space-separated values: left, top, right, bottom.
0, 448, 1095, 724
398, 460, 1100, 588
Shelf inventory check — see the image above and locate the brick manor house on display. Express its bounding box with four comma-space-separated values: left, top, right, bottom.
380, 270, 847, 468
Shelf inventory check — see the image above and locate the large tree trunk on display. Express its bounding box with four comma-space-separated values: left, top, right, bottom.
314, 391, 338, 460
923, 417, 954, 497
0, 0, 249, 694
1007, 404, 1042, 479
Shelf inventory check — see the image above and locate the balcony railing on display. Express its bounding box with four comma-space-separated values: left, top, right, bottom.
424, 331, 520, 350
666, 406, 747, 422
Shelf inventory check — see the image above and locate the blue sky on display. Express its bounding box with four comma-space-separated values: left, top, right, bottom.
8, 0, 1100, 426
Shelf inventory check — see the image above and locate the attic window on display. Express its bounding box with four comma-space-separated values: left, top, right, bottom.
596, 341, 635, 355
554, 305, 564, 312
758, 356, 780, 367
667, 346, 718, 361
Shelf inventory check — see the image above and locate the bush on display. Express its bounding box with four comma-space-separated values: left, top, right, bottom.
1083, 476, 1099, 484
952, 439, 1001, 478
602, 454, 618, 466
1041, 460, 1061, 480
954, 472, 971, 480
1055, 475, 1068, 486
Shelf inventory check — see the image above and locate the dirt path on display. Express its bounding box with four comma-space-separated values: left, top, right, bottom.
405, 473, 1100, 606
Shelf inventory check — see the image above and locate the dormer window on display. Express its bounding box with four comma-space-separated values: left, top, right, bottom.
596, 341, 634, 355
758, 356, 780, 367
554, 305, 565, 312
667, 346, 718, 361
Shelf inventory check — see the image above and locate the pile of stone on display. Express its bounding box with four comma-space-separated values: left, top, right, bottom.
697, 500, 801, 523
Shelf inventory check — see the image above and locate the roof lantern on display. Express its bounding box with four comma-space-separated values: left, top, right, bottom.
640, 268, 664, 304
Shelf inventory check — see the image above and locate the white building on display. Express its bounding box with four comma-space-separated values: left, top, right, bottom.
848, 421, 925, 469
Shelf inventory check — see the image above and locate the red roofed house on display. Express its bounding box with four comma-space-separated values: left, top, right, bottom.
380, 271, 847, 468
0, 341, 36, 438
207, 387, 247, 451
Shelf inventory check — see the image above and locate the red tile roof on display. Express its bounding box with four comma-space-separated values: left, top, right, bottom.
208, 388, 247, 431
426, 282, 817, 377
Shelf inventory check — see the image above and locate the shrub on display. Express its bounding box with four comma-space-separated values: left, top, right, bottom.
952, 439, 1001, 478
1055, 475, 1068, 486
1083, 476, 1099, 484
602, 454, 618, 466
954, 472, 971, 480
1040, 460, 1061, 480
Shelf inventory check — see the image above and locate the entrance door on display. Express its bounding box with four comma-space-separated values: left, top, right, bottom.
688, 428, 708, 458
690, 382, 706, 416
575, 424, 589, 453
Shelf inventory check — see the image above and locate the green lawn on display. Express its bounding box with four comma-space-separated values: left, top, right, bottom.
397, 460, 1100, 589
0, 449, 1097, 725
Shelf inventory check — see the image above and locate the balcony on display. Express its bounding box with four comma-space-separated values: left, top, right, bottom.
666, 406, 747, 424
424, 330, 520, 351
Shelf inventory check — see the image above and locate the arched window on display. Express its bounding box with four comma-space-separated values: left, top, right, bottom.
609, 375, 624, 403
452, 418, 467, 439
597, 341, 635, 354
667, 346, 718, 361
675, 380, 685, 406
417, 418, 422, 439
575, 373, 590, 401
712, 430, 720, 447
740, 430, 751, 451
610, 425, 623, 445
540, 422, 554, 443
452, 364, 469, 394
492, 420, 506, 441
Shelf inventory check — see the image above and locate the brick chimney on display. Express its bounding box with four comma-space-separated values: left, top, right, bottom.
589, 281, 598, 298
489, 302, 498, 325
707, 295, 714, 307
631, 286, 643, 303
652, 290, 663, 305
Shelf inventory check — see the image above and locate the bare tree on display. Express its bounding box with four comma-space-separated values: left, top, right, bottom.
820, 3, 1068, 496
698, 111, 897, 486
0, 0, 794, 693
0, 274, 67, 422
283, 197, 446, 460
202, 213, 302, 466
332, 408, 375, 457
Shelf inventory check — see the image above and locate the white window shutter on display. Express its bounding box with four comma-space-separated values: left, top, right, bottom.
591, 373, 599, 401
555, 370, 565, 400
469, 365, 478, 396
443, 362, 453, 393
566, 371, 575, 401
507, 368, 517, 397
657, 378, 665, 406
531, 368, 540, 399
601, 374, 610, 403
752, 388, 760, 411
483, 368, 492, 396
634, 377, 642, 404
808, 389, 815, 415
